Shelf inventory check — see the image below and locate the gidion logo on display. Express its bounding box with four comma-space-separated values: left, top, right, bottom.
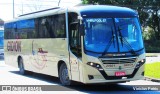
7, 41, 21, 52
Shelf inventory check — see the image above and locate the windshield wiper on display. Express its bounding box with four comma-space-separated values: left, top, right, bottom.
117, 26, 137, 55
118, 27, 124, 47
102, 27, 115, 56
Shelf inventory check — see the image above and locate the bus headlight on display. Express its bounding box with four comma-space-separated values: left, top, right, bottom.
135, 59, 145, 69
140, 59, 145, 63
87, 62, 104, 71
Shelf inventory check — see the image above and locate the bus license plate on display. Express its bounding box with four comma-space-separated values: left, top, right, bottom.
115, 72, 126, 76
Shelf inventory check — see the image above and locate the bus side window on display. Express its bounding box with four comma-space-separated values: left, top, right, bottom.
52, 14, 66, 38
35, 18, 49, 38
46, 16, 55, 38
39, 18, 48, 38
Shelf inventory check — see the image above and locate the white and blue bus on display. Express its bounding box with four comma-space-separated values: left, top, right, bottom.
4, 5, 145, 85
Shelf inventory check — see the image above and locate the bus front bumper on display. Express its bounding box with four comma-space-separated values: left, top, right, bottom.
82, 62, 145, 84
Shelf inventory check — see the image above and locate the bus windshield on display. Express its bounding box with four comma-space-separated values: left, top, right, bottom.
83, 18, 144, 54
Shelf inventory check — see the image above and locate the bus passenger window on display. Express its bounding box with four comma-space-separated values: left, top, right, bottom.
54, 14, 66, 38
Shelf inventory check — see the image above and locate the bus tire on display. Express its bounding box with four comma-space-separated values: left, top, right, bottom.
19, 58, 26, 75
59, 63, 71, 85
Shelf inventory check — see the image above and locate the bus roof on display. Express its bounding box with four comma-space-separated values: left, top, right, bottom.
74, 5, 137, 18
6, 5, 137, 23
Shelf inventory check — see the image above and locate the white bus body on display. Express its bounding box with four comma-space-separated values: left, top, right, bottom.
4, 5, 145, 85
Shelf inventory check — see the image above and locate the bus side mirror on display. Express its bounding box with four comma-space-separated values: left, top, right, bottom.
80, 24, 85, 36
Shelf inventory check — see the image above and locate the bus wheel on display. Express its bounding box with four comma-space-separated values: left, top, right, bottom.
59, 63, 71, 85
19, 58, 26, 75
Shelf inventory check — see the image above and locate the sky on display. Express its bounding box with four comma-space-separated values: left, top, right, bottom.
0, 0, 82, 21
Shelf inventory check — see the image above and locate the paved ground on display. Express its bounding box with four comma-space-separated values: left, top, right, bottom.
0, 60, 160, 94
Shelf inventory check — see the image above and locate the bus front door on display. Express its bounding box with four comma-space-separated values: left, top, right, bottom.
69, 23, 81, 82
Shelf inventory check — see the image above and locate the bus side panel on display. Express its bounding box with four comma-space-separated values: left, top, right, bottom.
4, 38, 70, 78
4, 39, 19, 68
29, 38, 69, 77
20, 39, 34, 72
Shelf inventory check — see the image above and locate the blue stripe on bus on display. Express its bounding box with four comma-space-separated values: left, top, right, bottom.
17, 19, 35, 29
5, 19, 35, 29
5, 23, 15, 28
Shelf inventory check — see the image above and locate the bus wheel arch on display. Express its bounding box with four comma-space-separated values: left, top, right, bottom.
58, 60, 71, 85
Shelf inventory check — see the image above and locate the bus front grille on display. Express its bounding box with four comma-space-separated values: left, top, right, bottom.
100, 57, 137, 64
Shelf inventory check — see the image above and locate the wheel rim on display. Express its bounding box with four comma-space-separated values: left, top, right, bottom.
61, 66, 69, 84
19, 60, 24, 74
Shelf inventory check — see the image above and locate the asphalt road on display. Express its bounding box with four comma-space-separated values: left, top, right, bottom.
0, 59, 160, 94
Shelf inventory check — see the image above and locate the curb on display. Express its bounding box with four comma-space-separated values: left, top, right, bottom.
146, 55, 158, 57
144, 77, 160, 83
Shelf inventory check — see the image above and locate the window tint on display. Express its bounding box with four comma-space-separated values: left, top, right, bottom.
35, 14, 66, 38
4, 20, 35, 39
4, 13, 66, 39
4, 22, 18, 39
53, 14, 66, 38
35, 18, 50, 38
